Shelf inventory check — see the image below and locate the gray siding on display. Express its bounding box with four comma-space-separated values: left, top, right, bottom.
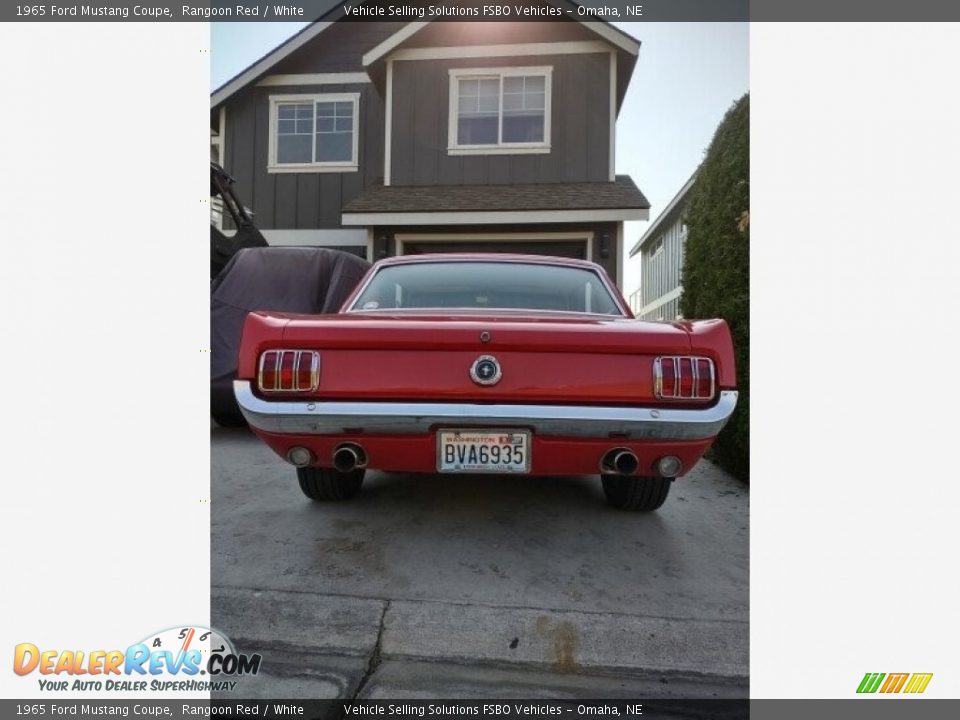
638, 216, 685, 321
223, 82, 384, 230
270, 22, 404, 74
389, 53, 612, 186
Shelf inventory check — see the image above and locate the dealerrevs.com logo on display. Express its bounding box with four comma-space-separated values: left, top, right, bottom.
857, 672, 933, 694
13, 625, 260, 692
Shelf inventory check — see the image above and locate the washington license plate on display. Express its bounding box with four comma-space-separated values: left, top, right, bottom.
437, 430, 531, 473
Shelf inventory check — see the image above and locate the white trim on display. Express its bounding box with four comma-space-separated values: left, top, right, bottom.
393, 231, 594, 259
630, 170, 699, 256
636, 286, 683, 318
365, 228, 375, 262
579, 21, 640, 55
384, 59, 393, 186
362, 20, 429, 67
362, 22, 638, 67
211, 20, 639, 110
615, 221, 624, 290
448, 146, 551, 157
267, 92, 360, 174
214, 106, 226, 168
256, 72, 371, 87
608, 51, 616, 182
342, 208, 649, 226
388, 40, 612, 63
447, 66, 552, 155
261, 229, 369, 248
211, 22, 334, 108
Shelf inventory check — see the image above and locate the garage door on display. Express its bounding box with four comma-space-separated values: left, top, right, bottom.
402, 240, 587, 260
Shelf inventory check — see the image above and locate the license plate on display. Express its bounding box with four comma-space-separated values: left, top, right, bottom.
437, 430, 531, 473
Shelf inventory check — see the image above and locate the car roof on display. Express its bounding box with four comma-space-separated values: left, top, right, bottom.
373, 253, 605, 271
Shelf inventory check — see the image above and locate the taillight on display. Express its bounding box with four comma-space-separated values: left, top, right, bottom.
258, 350, 320, 392
654, 356, 715, 401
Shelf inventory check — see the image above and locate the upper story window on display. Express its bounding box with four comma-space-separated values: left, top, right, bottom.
649, 237, 665, 258
268, 93, 359, 173
448, 67, 552, 155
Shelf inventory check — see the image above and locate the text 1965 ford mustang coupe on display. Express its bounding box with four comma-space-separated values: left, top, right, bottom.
234, 254, 737, 512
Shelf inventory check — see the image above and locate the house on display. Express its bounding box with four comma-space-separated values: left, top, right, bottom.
627, 171, 697, 320
210, 6, 651, 287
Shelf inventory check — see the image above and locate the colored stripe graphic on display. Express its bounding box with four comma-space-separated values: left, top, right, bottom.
880, 673, 909, 693
857, 672, 933, 694
857, 673, 885, 693
903, 673, 933, 694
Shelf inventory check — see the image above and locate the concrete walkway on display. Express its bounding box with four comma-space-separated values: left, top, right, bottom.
211, 427, 748, 698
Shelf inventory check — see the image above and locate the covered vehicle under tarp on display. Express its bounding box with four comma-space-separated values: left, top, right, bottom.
211, 247, 372, 426
210, 161, 268, 279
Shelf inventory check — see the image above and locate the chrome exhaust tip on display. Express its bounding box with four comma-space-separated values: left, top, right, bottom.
601, 448, 639, 476
332, 443, 367, 473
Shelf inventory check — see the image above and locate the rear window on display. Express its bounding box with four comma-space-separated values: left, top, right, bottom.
349, 261, 623, 315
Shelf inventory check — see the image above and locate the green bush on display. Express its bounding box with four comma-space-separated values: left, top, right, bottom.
680, 94, 750, 481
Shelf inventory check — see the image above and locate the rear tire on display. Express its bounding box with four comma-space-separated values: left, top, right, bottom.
211, 409, 247, 428
601, 475, 672, 512
297, 467, 365, 501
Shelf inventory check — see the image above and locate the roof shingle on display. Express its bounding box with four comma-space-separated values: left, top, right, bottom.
342, 176, 650, 215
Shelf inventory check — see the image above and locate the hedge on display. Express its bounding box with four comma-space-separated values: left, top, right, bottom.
680, 94, 750, 481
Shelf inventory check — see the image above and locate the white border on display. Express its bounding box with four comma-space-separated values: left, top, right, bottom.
260, 228, 369, 249
256, 72, 371, 87
608, 51, 617, 182
267, 92, 360, 173
447, 66, 553, 155
635, 285, 683, 317
384, 59, 394, 186
342, 208, 648, 226
217, 106, 226, 167
362, 20, 429, 67
362, 21, 638, 67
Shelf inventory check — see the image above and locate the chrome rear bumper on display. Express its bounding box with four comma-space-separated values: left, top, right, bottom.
233, 381, 737, 441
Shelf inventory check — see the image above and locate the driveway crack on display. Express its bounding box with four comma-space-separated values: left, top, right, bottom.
350, 599, 389, 701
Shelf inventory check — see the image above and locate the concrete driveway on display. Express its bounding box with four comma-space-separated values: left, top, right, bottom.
211, 426, 748, 699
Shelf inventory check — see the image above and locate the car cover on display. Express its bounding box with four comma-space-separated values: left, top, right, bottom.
210, 162, 268, 279
211, 247, 371, 424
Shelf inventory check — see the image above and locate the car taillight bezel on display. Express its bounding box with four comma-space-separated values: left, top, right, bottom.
258, 350, 320, 393
653, 356, 715, 402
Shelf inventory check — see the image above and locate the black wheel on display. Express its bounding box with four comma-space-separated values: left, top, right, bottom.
601, 475, 672, 512
297, 467, 365, 501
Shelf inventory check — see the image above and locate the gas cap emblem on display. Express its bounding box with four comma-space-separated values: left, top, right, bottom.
470, 355, 502, 386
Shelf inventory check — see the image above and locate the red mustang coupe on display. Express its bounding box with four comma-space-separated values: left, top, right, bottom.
234, 254, 737, 512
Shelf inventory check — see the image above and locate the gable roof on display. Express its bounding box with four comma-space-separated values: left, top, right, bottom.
362, 18, 638, 67
211, 2, 640, 110
628, 170, 699, 257
211, 19, 337, 109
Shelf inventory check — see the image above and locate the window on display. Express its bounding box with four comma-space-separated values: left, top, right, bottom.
349, 261, 623, 316
268, 93, 359, 172
650, 237, 664, 257
448, 67, 552, 155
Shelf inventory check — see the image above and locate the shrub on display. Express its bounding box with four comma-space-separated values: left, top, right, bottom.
680, 94, 750, 481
